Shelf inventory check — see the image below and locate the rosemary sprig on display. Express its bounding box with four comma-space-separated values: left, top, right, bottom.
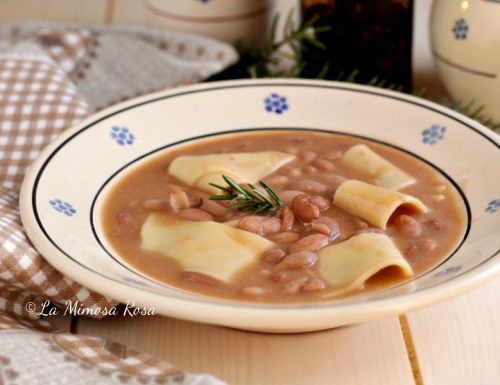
208, 11, 331, 80
209, 175, 283, 215
441, 97, 500, 133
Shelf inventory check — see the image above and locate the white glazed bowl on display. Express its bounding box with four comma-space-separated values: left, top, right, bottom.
143, 0, 274, 45
431, 0, 500, 121
19, 79, 500, 332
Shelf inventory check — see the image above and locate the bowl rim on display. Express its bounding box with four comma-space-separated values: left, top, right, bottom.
19, 78, 500, 330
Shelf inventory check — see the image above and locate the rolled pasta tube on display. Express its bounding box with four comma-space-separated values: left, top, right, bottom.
333, 180, 427, 229
141, 213, 275, 282
169, 151, 295, 193
340, 144, 415, 190
319, 233, 413, 294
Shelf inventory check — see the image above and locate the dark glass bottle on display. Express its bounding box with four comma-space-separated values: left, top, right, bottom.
302, 0, 414, 91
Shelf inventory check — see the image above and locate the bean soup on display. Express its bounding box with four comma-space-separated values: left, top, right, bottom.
102, 130, 467, 302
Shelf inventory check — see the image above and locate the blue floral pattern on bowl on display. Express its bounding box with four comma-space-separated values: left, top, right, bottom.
452, 18, 469, 40
485, 199, 500, 214
264, 93, 289, 114
422, 124, 447, 145
49, 199, 76, 217
434, 265, 462, 278
111, 126, 134, 146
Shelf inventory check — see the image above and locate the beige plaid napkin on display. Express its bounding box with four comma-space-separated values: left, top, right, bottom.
0, 23, 236, 385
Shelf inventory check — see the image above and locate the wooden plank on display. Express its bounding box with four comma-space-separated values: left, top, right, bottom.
104, 0, 116, 25
78, 315, 415, 385
407, 277, 500, 385
0, 0, 107, 23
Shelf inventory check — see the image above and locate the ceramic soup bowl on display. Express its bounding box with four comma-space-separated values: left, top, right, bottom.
20, 79, 500, 332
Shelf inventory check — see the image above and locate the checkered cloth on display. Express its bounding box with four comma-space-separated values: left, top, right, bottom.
0, 312, 224, 384
0, 23, 236, 385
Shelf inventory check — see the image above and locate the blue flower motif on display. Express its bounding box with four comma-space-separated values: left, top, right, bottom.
422, 124, 447, 145
49, 199, 76, 217
264, 93, 289, 115
452, 18, 469, 40
110, 126, 134, 146
434, 266, 462, 278
485, 199, 500, 214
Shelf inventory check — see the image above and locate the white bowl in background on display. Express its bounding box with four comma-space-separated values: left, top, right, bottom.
144, 0, 274, 46
431, 0, 500, 121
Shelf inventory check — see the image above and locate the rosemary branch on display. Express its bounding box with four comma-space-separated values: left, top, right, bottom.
209, 10, 499, 132
207, 11, 331, 80
209, 175, 283, 215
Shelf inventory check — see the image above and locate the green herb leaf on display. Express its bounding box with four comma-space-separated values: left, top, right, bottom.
209, 175, 283, 216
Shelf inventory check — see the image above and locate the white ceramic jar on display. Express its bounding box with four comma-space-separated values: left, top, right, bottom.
431, 0, 500, 121
144, 0, 275, 46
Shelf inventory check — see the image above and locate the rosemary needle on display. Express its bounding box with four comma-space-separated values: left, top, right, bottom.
209, 175, 283, 216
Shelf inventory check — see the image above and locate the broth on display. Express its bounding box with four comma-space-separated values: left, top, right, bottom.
102, 130, 467, 302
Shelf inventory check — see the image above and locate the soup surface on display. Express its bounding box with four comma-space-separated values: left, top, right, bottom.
102, 130, 467, 302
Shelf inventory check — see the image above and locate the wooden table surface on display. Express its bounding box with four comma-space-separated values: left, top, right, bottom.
47, 276, 500, 385
4, 1, 499, 384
